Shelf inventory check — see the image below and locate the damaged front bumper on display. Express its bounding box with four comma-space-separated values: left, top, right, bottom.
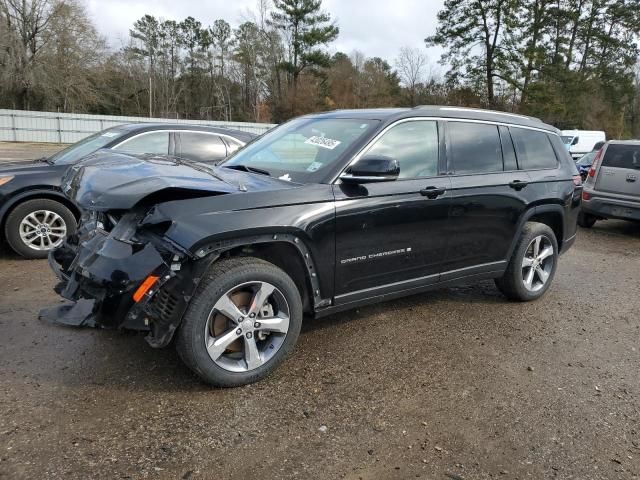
42, 211, 207, 348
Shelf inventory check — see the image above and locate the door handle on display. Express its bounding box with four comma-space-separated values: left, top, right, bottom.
509, 180, 529, 190
420, 186, 446, 199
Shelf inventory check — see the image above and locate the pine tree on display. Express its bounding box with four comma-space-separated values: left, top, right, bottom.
268, 0, 338, 112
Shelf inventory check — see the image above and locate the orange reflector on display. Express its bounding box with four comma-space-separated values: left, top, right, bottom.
133, 275, 159, 303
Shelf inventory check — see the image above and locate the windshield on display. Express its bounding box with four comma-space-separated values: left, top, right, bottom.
49, 127, 127, 164
576, 151, 596, 166
561, 136, 574, 145
221, 117, 379, 183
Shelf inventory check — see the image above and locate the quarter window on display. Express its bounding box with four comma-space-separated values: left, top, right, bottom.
225, 137, 243, 155
448, 122, 503, 174
510, 128, 558, 170
179, 132, 227, 161
113, 131, 169, 155
365, 120, 439, 179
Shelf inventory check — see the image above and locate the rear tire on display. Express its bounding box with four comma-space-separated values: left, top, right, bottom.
4, 198, 77, 259
176, 257, 303, 387
495, 222, 558, 302
577, 211, 597, 228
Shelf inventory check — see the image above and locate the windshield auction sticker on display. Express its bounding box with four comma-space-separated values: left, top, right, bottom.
305, 136, 341, 150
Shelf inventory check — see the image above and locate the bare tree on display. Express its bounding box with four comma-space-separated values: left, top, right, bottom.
45, 1, 106, 111
395, 46, 428, 105
0, 0, 65, 108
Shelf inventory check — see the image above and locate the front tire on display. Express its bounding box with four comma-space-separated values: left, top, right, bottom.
4, 198, 77, 259
176, 257, 303, 387
495, 222, 558, 302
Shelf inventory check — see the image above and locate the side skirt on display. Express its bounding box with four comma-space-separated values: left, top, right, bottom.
314, 266, 506, 319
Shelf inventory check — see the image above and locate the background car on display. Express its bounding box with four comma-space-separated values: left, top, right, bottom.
561, 129, 606, 160
579, 140, 640, 228
575, 150, 598, 180
0, 124, 256, 259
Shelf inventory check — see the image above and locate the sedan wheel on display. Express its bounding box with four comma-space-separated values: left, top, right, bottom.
5, 198, 77, 259
19, 209, 67, 251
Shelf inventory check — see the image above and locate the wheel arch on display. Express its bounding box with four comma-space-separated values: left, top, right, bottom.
197, 234, 326, 315
0, 188, 80, 236
506, 204, 565, 260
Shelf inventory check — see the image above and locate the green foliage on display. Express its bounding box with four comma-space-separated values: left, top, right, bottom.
1, 0, 638, 137
429, 0, 640, 138
268, 0, 339, 80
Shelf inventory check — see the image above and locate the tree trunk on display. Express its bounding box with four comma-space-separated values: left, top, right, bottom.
565, 0, 585, 68
522, 0, 546, 104
579, 1, 600, 73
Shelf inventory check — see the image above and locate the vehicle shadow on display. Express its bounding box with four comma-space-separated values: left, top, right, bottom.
585, 218, 640, 238
27, 279, 505, 393
0, 242, 23, 260
301, 280, 503, 335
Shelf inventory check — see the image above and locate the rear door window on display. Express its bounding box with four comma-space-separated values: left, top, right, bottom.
448, 122, 503, 174
510, 128, 557, 170
113, 131, 170, 155
601, 144, 640, 169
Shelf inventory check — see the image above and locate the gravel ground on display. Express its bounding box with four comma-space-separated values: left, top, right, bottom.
0, 222, 638, 480
0, 155, 639, 479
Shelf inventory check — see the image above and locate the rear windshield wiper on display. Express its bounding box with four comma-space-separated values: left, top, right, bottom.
223, 164, 271, 176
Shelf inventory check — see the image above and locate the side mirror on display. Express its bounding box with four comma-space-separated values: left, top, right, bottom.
340, 155, 400, 183
571, 137, 579, 146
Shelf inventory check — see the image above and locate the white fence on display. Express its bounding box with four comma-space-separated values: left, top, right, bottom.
0, 109, 276, 144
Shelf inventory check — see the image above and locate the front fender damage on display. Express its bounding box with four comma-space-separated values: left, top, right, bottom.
41, 211, 216, 348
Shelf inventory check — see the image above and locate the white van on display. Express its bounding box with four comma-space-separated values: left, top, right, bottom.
561, 130, 606, 160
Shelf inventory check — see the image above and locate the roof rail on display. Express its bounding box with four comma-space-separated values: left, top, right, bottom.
413, 105, 542, 123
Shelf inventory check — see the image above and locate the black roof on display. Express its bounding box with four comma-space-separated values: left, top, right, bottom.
110, 123, 257, 142
308, 106, 558, 133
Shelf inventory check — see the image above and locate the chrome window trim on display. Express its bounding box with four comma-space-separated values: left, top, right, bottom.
113, 129, 246, 150
332, 116, 559, 184
175, 130, 247, 146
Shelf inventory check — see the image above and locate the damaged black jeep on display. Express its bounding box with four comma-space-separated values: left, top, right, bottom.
47, 107, 581, 386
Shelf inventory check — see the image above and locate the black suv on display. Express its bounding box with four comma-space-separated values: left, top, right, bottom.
46, 107, 582, 386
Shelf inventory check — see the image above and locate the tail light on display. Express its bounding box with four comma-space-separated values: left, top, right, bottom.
588, 148, 604, 178
582, 191, 591, 201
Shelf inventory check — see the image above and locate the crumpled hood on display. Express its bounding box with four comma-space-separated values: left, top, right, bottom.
62, 150, 297, 210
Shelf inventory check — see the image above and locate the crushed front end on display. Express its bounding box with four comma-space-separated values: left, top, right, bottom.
44, 208, 204, 348
40, 151, 245, 347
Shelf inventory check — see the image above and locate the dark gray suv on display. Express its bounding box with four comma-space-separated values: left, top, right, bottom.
579, 140, 640, 227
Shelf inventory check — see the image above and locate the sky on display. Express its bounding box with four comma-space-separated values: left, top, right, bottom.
84, 0, 445, 64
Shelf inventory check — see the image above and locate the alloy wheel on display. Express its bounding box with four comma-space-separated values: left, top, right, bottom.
521, 235, 554, 292
19, 210, 67, 251
204, 281, 290, 373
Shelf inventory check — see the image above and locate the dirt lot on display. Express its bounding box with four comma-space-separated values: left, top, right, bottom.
0, 166, 639, 479
0, 142, 65, 163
